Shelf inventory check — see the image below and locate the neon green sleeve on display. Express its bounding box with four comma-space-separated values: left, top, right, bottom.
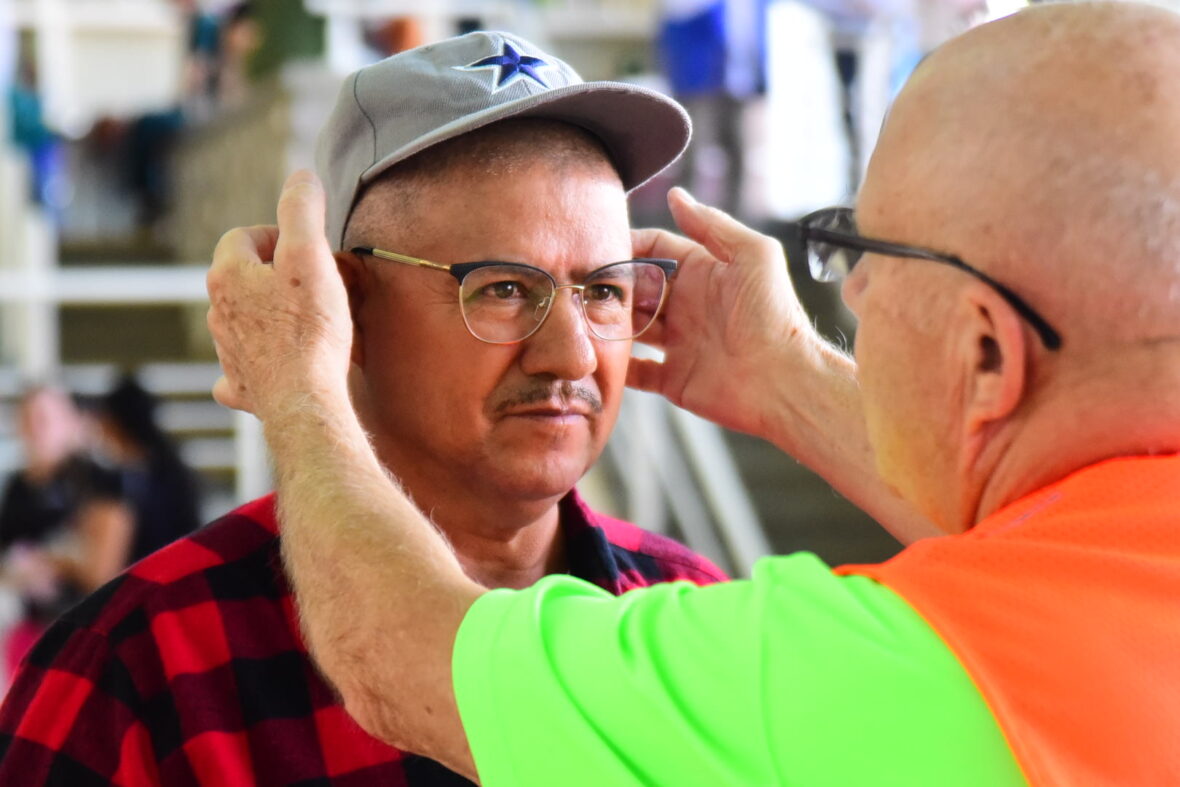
453, 552, 1026, 787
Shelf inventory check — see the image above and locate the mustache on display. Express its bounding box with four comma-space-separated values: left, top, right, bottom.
493, 381, 603, 415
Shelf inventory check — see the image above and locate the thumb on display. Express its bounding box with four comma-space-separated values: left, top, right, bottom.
668, 187, 773, 266
274, 170, 332, 274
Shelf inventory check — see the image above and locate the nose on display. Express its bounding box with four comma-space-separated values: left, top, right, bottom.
518, 286, 598, 380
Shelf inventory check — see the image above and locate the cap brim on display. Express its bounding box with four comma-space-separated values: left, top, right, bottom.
359, 81, 691, 193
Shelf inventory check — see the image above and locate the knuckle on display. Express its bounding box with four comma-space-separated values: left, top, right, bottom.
276, 238, 318, 261
752, 235, 779, 256
213, 227, 242, 256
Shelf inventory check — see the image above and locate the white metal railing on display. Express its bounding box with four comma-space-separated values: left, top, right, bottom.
667, 406, 773, 575
0, 265, 208, 304
607, 389, 771, 578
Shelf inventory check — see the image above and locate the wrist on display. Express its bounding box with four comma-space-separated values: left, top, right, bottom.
254, 370, 351, 425
758, 328, 857, 451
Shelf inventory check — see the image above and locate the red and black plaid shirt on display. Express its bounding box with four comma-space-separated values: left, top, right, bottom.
0, 491, 725, 785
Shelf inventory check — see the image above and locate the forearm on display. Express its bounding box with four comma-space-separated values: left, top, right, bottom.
263, 384, 483, 776
760, 334, 940, 544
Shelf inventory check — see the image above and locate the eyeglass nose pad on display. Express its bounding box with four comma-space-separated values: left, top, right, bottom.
533, 294, 553, 323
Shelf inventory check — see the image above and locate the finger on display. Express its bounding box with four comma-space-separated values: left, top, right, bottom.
633, 310, 667, 350
274, 169, 331, 274
212, 375, 252, 413
631, 227, 702, 262
205, 305, 243, 365
625, 357, 665, 395
214, 225, 281, 266
668, 187, 782, 267
209, 334, 239, 392
209, 226, 280, 306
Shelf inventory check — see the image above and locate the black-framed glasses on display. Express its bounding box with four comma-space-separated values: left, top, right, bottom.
785, 207, 1062, 351
352, 246, 677, 344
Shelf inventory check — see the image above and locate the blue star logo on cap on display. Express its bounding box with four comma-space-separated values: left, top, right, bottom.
454, 41, 553, 92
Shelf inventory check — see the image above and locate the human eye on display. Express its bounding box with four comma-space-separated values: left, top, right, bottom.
584, 264, 636, 307
465, 273, 532, 305
585, 282, 627, 304
483, 279, 527, 300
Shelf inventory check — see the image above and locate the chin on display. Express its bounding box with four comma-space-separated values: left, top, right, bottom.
482, 449, 596, 503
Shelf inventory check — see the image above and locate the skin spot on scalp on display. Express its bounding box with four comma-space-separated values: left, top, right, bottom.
290, 278, 302, 287
1129, 70, 1158, 105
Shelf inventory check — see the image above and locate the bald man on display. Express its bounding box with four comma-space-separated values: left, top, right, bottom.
206, 3, 1180, 784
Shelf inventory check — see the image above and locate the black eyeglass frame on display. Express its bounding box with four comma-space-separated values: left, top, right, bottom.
785, 208, 1062, 351
351, 246, 678, 344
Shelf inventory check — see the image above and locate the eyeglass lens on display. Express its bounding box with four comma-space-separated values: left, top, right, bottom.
805, 211, 862, 282
458, 261, 668, 343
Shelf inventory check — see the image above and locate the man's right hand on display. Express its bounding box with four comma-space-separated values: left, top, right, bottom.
629, 188, 831, 440
632, 190, 940, 544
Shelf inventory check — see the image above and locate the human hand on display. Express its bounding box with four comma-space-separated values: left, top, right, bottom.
206, 170, 353, 418
628, 189, 822, 437
6, 544, 61, 602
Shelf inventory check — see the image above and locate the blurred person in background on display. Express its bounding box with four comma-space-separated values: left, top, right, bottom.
658, 0, 766, 216
365, 16, 426, 58
94, 375, 202, 564
110, 1, 261, 237
213, 1, 263, 112
7, 49, 63, 209
0, 386, 131, 681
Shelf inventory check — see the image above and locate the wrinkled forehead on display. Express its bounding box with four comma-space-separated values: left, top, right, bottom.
355, 161, 632, 279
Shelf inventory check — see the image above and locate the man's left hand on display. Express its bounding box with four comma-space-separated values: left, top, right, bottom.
206, 170, 353, 418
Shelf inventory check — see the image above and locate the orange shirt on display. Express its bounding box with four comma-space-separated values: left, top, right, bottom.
839, 455, 1180, 786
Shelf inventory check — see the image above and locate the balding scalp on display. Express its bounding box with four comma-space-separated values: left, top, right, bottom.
863, 1, 1180, 344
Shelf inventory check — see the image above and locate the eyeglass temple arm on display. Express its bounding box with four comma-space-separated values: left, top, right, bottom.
351, 246, 452, 272
801, 229, 1062, 351
635, 258, 678, 276
947, 262, 1063, 351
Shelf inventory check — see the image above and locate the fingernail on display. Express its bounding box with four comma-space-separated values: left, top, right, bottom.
285, 170, 318, 189
673, 187, 699, 206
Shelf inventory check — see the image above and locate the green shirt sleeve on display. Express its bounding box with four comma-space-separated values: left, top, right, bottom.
453, 552, 1026, 787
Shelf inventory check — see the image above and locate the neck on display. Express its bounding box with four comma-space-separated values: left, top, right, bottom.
447, 505, 566, 589
373, 449, 569, 590
414, 488, 566, 590
967, 343, 1180, 527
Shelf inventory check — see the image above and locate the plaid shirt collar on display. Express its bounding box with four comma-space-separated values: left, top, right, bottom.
560, 489, 639, 595
245, 487, 672, 596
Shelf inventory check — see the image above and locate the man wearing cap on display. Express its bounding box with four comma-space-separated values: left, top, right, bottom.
201, 3, 1179, 785
0, 33, 733, 784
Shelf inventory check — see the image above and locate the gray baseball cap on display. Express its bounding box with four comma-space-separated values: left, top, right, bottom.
315, 30, 692, 250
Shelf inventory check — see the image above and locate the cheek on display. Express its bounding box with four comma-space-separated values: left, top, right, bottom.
360, 309, 510, 424
594, 343, 631, 415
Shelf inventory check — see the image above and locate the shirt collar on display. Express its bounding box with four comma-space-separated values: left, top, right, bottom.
558, 489, 629, 595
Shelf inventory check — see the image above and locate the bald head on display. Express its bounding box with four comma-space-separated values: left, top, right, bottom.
849, 3, 1180, 529
860, 2, 1180, 346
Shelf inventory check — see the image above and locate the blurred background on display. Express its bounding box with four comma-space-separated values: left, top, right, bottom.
2, 0, 1164, 645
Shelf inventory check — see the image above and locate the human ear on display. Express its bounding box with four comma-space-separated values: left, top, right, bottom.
335, 251, 367, 367
958, 282, 1028, 437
